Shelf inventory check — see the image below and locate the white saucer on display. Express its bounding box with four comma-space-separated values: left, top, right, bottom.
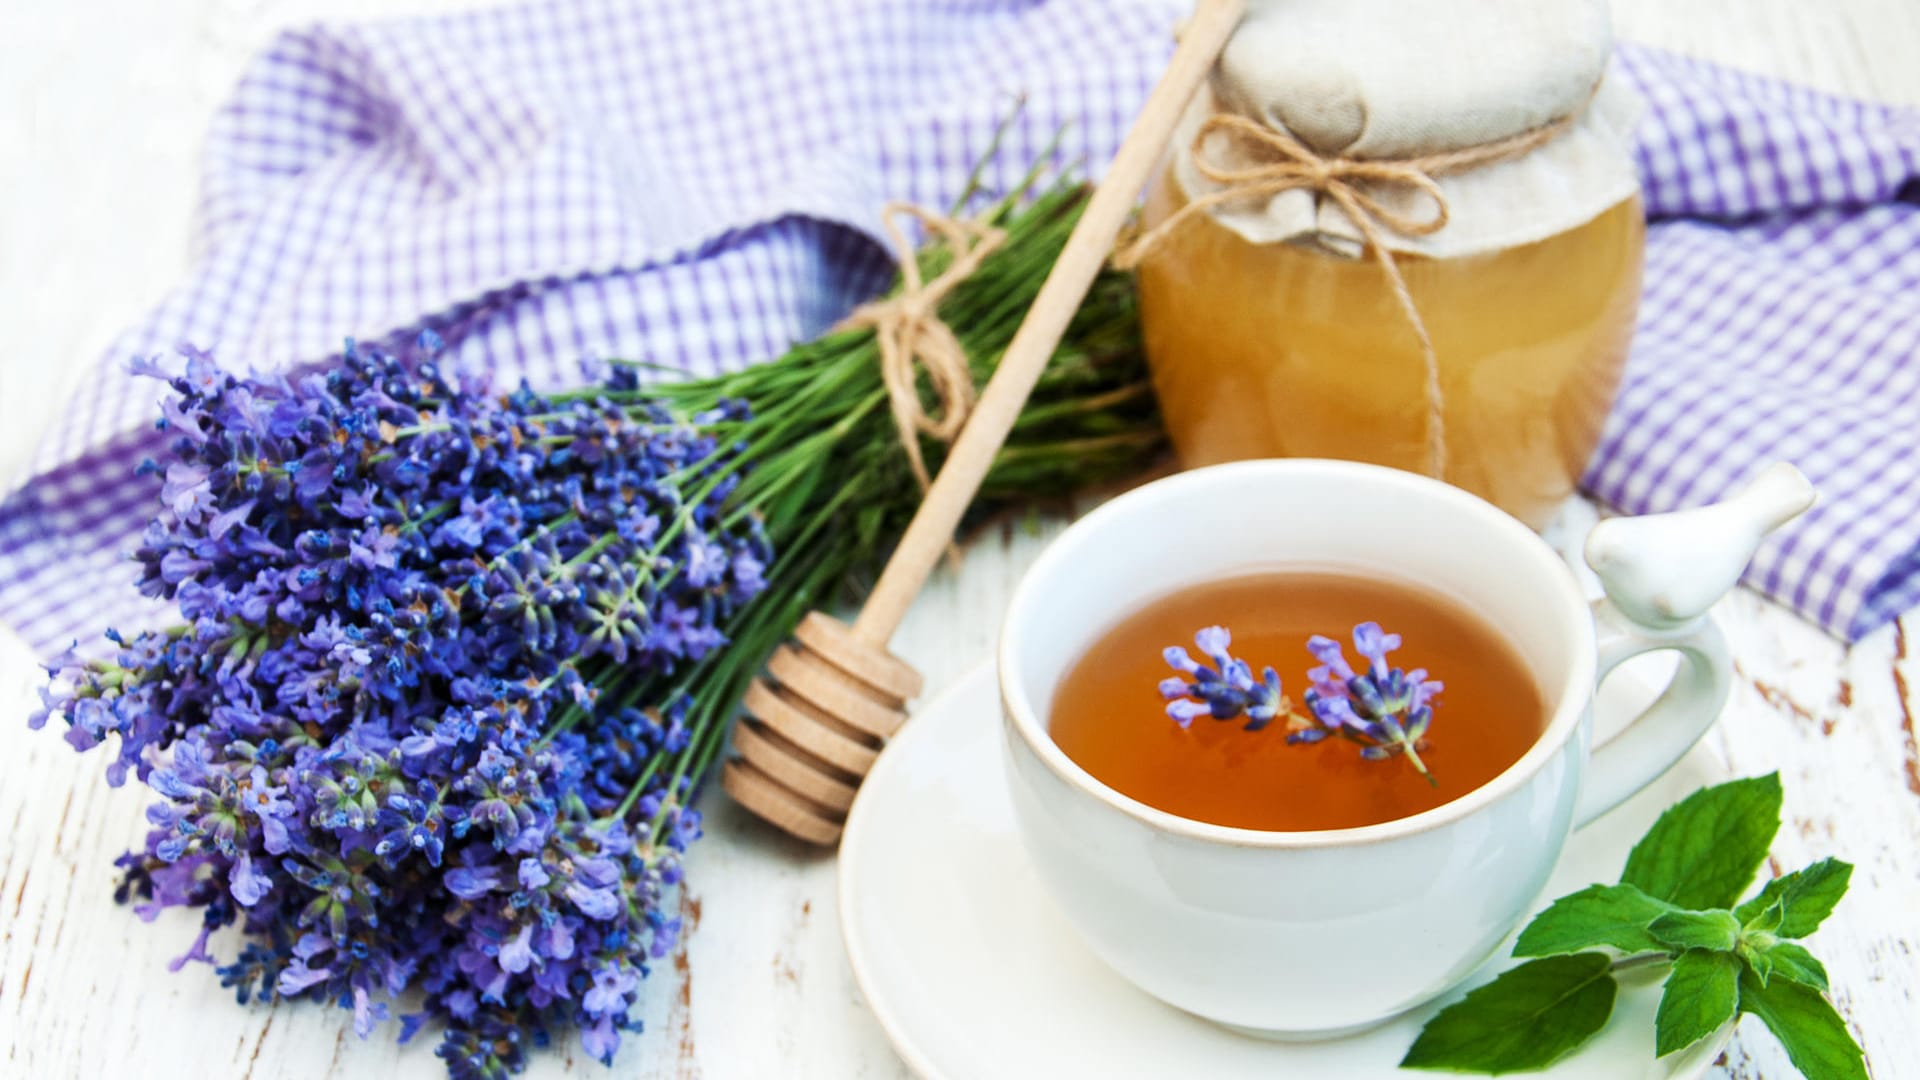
839, 661, 1733, 1080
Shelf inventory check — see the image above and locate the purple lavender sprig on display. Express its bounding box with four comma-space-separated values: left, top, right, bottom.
1297, 623, 1443, 785
1159, 621, 1443, 784
1159, 626, 1286, 732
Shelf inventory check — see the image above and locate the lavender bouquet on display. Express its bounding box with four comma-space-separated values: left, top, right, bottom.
30, 180, 1160, 1076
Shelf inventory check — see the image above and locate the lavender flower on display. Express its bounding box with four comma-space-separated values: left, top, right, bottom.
1158, 621, 1445, 784
1159, 626, 1286, 732
1298, 622, 1443, 784
34, 338, 764, 1077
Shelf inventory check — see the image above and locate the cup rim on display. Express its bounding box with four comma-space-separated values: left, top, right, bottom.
997, 459, 1598, 849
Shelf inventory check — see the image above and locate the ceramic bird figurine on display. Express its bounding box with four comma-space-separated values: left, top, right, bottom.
1584, 462, 1815, 631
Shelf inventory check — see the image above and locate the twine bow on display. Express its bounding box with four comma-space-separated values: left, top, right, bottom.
837, 202, 1007, 491
1115, 102, 1592, 479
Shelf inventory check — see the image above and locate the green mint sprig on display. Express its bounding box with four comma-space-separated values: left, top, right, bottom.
1401, 773, 1866, 1078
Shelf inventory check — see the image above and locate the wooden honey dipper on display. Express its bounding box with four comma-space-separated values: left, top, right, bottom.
720, 0, 1247, 845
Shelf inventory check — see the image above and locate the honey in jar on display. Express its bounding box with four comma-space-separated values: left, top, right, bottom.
1132, 0, 1646, 529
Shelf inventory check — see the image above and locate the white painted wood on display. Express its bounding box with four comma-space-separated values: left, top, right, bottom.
2, 2, 1917, 1078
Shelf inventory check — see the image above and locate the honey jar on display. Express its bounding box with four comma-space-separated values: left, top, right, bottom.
1129, 0, 1645, 529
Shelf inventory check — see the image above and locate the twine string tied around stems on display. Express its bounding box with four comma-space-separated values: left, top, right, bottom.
836, 202, 1008, 491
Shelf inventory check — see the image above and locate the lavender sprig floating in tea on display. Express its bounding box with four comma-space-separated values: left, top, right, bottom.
1299, 623, 1443, 785
1159, 626, 1286, 731
1159, 621, 1443, 783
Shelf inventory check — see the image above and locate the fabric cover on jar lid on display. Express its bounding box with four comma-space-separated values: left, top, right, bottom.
1171, 0, 1641, 259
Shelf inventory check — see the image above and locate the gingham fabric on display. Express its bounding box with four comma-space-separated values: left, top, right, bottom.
1600, 47, 1920, 638
1, 0, 1917, 653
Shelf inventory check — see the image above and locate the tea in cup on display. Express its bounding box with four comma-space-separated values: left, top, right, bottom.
997, 459, 1811, 1036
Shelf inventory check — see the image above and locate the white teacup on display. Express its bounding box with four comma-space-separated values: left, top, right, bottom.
997, 459, 1811, 1037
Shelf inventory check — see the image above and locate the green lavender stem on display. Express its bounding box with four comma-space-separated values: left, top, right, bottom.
1402, 740, 1438, 786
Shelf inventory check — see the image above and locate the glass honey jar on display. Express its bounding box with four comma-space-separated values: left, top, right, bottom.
1130, 0, 1645, 529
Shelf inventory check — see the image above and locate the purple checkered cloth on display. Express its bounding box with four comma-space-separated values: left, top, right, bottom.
2, 0, 1917, 652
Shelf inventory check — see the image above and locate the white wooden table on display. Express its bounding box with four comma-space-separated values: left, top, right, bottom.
3, 2, 1918, 1077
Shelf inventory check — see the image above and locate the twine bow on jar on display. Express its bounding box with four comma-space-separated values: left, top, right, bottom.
837, 202, 1007, 491
1114, 102, 1591, 479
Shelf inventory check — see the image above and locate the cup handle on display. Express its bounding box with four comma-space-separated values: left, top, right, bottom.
1570, 463, 1812, 828
1573, 599, 1731, 828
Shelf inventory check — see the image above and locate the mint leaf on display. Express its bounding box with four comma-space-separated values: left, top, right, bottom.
1734, 858, 1852, 938
1513, 883, 1676, 957
1401, 954, 1616, 1074
1655, 950, 1739, 1056
1621, 774, 1781, 909
1738, 969, 1867, 1080
1757, 941, 1830, 992
1745, 897, 1786, 936
1648, 909, 1741, 953
1745, 940, 1776, 986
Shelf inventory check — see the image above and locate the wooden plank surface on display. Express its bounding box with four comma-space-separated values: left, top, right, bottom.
3, 1, 1918, 1077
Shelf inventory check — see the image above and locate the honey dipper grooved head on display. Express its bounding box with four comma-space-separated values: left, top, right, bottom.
795, 612, 923, 700
732, 719, 858, 811
721, 760, 843, 846
724, 614, 920, 846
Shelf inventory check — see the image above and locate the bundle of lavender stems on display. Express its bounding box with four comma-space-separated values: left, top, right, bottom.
31, 176, 1162, 1077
